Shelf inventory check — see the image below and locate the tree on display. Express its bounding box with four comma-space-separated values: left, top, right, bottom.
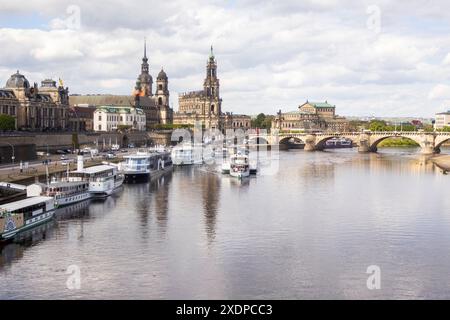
348, 120, 368, 132
368, 120, 388, 131
0, 114, 15, 131
439, 126, 450, 132
117, 125, 132, 132
251, 113, 273, 129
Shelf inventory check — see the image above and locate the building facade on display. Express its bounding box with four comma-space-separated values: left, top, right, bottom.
93, 106, 146, 132
174, 47, 251, 131
0, 71, 69, 130
272, 101, 349, 132
435, 111, 450, 130
68, 105, 96, 131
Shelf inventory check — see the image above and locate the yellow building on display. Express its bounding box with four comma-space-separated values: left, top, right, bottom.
272, 101, 349, 132
0, 71, 69, 130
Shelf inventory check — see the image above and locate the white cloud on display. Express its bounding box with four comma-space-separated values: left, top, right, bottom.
1, 0, 450, 117
428, 84, 450, 100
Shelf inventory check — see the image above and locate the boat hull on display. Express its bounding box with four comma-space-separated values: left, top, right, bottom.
124, 172, 150, 183
55, 192, 91, 207
150, 165, 173, 180
1, 210, 55, 241
230, 170, 250, 179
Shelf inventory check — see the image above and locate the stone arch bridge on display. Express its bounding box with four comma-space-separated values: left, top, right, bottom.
248, 131, 450, 154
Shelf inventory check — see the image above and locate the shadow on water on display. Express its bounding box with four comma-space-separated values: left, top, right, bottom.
0, 219, 56, 268
0, 198, 95, 269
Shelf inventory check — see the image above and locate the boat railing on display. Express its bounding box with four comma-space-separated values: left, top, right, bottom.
123, 164, 148, 171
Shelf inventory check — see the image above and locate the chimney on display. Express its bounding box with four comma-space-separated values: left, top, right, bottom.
77, 155, 84, 171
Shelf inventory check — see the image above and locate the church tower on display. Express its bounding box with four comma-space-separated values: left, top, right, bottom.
138, 39, 153, 96
203, 46, 221, 115
155, 68, 169, 107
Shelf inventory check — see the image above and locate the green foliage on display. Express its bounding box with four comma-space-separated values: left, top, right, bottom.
368, 120, 388, 131
0, 114, 15, 130
348, 120, 368, 132
378, 137, 420, 147
251, 113, 273, 129
368, 120, 418, 132
437, 126, 450, 132
117, 125, 132, 132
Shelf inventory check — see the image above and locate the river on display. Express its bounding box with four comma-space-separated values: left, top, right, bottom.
1, 148, 450, 299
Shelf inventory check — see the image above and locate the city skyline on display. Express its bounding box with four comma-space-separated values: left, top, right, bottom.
1, 1, 450, 118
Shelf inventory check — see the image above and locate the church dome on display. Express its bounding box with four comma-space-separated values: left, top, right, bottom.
6, 70, 30, 89
157, 69, 167, 80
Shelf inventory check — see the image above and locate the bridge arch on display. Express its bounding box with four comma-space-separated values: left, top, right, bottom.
315, 135, 357, 150
369, 135, 421, 152
279, 136, 305, 145
248, 136, 270, 145
435, 137, 450, 151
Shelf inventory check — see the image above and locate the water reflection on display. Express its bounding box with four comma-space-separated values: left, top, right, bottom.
0, 149, 449, 299
200, 170, 221, 242
0, 220, 55, 268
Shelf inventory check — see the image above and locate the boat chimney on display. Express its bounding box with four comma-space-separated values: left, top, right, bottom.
77, 155, 84, 171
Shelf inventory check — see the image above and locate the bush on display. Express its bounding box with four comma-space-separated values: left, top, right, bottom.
0, 114, 15, 131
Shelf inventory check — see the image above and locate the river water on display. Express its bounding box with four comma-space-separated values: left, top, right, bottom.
1, 148, 450, 299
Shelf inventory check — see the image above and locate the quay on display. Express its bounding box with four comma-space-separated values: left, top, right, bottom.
0, 156, 123, 184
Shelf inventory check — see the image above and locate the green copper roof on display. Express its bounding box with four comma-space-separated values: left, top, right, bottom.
308, 101, 335, 108
96, 105, 144, 115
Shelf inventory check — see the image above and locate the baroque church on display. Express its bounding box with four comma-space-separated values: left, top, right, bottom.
69, 41, 173, 129
173, 47, 251, 131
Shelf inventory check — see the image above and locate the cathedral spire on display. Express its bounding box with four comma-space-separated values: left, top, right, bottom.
210, 45, 214, 59
143, 38, 148, 61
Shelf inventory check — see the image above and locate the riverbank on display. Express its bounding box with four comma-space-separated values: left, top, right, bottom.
431, 155, 450, 172
0, 157, 122, 184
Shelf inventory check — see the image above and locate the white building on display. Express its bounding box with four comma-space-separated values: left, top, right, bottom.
93, 106, 146, 132
435, 110, 450, 130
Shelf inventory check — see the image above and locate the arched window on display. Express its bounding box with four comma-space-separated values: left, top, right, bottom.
211, 104, 215, 113
158, 97, 163, 105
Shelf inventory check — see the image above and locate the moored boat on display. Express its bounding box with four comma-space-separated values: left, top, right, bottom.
69, 156, 124, 198
0, 196, 55, 241
171, 143, 213, 165
122, 149, 173, 183
325, 138, 353, 149
26, 179, 91, 207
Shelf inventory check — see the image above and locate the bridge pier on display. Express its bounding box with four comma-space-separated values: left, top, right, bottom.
357, 137, 374, 153
420, 146, 436, 155
304, 135, 317, 152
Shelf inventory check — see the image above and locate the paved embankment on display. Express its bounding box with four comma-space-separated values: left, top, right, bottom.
0, 157, 122, 184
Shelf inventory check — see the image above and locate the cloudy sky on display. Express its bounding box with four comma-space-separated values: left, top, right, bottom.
1, 0, 450, 117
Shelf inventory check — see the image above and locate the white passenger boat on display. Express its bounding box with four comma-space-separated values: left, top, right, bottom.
171, 143, 211, 165
122, 149, 173, 183
0, 196, 55, 240
221, 152, 251, 179
26, 179, 91, 208
69, 156, 124, 198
